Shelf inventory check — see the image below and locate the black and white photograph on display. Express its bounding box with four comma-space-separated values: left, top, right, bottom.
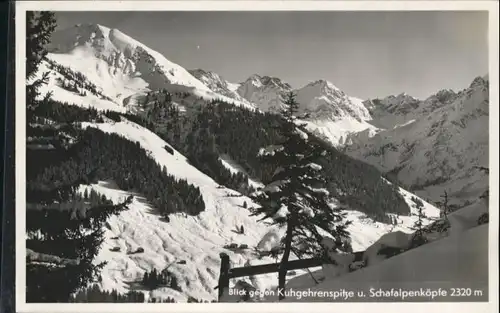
15, 1, 498, 312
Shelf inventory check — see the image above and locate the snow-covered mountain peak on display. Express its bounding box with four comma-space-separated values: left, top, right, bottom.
43, 24, 261, 112
233, 74, 374, 146
260, 76, 292, 89
295, 80, 371, 122
188, 68, 249, 104
305, 79, 342, 92
236, 74, 293, 113
242, 74, 292, 91
48, 23, 111, 55
434, 88, 456, 98
470, 75, 489, 89
385, 92, 419, 104
364, 92, 421, 117
48, 23, 148, 60
430, 88, 458, 105
246, 73, 263, 85
47, 23, 211, 93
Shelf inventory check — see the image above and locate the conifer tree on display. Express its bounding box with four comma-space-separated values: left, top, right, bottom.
251, 91, 351, 300
410, 197, 428, 248
440, 190, 449, 220
26, 11, 56, 117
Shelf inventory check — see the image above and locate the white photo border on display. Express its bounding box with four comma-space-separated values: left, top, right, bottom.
15, 1, 499, 313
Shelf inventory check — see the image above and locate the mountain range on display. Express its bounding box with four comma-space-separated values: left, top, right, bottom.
31, 22, 489, 302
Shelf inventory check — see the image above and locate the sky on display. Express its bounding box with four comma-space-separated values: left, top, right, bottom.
54, 11, 489, 100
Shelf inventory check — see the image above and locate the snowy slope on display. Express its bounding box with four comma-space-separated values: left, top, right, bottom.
34, 60, 128, 112
301, 117, 378, 147
218, 154, 264, 189
79, 118, 277, 301
283, 224, 488, 302
345, 76, 489, 207
74, 118, 439, 302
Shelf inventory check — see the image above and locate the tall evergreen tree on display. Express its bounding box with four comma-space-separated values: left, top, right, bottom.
439, 190, 449, 221
26, 11, 56, 117
251, 91, 351, 300
410, 197, 428, 248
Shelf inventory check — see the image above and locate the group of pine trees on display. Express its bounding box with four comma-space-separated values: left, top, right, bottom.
30, 127, 206, 217
70, 285, 146, 303
69, 284, 212, 303
45, 58, 112, 100
185, 100, 410, 220
141, 268, 182, 292
142, 93, 256, 195
28, 98, 210, 220
26, 194, 133, 302
70, 284, 181, 303
32, 98, 101, 124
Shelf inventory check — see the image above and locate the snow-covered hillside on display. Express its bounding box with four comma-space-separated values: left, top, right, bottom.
218, 193, 488, 302
283, 224, 488, 302
72, 117, 438, 302
344, 76, 489, 207
35, 61, 129, 113
78, 118, 275, 301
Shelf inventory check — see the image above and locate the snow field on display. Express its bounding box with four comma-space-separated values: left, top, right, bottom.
75, 118, 441, 302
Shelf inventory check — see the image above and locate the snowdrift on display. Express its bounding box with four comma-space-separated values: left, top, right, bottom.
283, 224, 488, 302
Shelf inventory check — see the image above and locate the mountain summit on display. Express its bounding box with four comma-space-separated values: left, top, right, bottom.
44, 23, 256, 112
48, 23, 210, 92
295, 79, 371, 121
188, 68, 248, 104
235, 74, 293, 113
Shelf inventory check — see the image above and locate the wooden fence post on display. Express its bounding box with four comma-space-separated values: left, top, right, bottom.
218, 252, 230, 301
